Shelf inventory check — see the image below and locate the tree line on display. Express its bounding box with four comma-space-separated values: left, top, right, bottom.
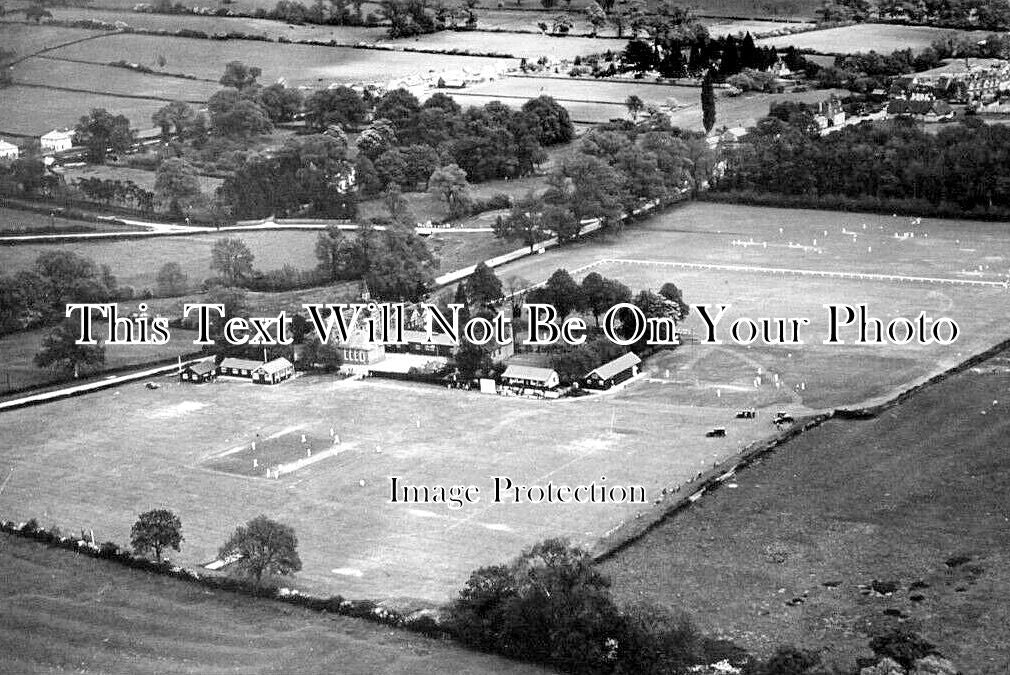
716, 114, 1010, 216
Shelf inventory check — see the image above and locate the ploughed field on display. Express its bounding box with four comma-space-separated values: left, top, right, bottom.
602, 350, 1010, 674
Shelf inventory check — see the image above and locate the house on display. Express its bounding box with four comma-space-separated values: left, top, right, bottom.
719, 127, 748, 145
886, 98, 954, 121
336, 332, 385, 365
501, 365, 559, 391
0, 139, 19, 161
40, 129, 74, 153
218, 357, 263, 378
583, 352, 642, 390
392, 329, 457, 358
252, 357, 294, 384
180, 360, 217, 383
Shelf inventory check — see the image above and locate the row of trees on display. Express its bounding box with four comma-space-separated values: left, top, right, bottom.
717, 115, 1010, 213
129, 509, 300, 587
623, 32, 779, 81
495, 121, 714, 248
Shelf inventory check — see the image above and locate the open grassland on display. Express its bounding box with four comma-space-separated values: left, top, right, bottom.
0, 23, 109, 61
756, 23, 993, 54
47, 33, 517, 87
459, 76, 699, 108
0, 206, 143, 235
1, 230, 321, 290
13, 57, 221, 103
0, 533, 547, 675
602, 353, 1010, 674
0, 84, 167, 136
666, 86, 851, 130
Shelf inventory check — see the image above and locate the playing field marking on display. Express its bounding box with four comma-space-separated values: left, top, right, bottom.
602, 258, 1009, 287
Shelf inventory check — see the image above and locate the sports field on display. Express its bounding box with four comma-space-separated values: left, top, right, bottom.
2, 202, 1007, 605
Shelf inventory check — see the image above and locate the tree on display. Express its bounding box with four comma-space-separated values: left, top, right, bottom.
211, 237, 255, 286
401, 144, 439, 190
466, 262, 503, 306
373, 88, 422, 131
207, 89, 273, 139
496, 190, 548, 252
156, 262, 188, 296
314, 224, 350, 281
625, 94, 645, 121
130, 509, 183, 563
305, 86, 367, 131
34, 320, 105, 379
701, 68, 716, 133
585, 1, 606, 35
658, 281, 688, 320
76, 109, 133, 163
219, 61, 262, 90
428, 163, 471, 218
257, 83, 304, 123
581, 271, 631, 326
218, 515, 301, 587
154, 157, 202, 216
151, 101, 195, 140
541, 268, 585, 319
624, 39, 655, 72
521, 96, 574, 146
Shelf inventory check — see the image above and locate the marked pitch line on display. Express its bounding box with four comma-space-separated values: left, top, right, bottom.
601, 258, 1009, 288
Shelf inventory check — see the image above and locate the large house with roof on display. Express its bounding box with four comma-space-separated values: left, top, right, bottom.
40, 129, 74, 153
501, 365, 559, 392
252, 357, 294, 384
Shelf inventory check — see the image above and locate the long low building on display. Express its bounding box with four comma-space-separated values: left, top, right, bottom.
501, 365, 559, 391
583, 352, 642, 390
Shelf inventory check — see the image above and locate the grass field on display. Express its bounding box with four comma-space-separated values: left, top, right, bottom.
47, 33, 517, 88
1, 202, 1007, 606
58, 163, 224, 194
0, 84, 169, 137
602, 352, 1010, 674
0, 23, 109, 61
2, 230, 321, 290
13, 56, 221, 103
756, 23, 993, 54
0, 533, 547, 674
0, 206, 143, 235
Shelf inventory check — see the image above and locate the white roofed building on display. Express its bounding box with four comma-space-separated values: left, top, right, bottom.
0, 139, 18, 161
40, 129, 74, 153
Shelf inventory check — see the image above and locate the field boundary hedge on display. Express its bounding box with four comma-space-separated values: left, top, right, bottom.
591, 336, 1010, 563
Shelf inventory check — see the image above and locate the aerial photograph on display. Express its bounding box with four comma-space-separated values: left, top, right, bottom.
0, 0, 1008, 670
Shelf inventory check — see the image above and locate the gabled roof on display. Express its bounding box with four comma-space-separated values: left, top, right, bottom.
185, 360, 217, 375
255, 357, 293, 375
41, 129, 73, 140
586, 352, 642, 381
220, 357, 262, 371
402, 329, 456, 346
502, 365, 557, 383
0, 140, 17, 150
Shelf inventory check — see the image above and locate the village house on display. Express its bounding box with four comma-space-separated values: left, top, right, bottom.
0, 139, 19, 161
179, 360, 217, 383
583, 352, 642, 391
40, 129, 74, 153
336, 331, 386, 366
501, 365, 560, 392
251, 357, 295, 385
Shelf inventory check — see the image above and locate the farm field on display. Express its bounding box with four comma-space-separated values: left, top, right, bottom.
665, 86, 851, 130
2, 230, 321, 290
602, 352, 1010, 674
47, 33, 518, 88
460, 76, 700, 108
0, 84, 167, 137
0, 533, 547, 674
58, 163, 224, 194
0, 206, 144, 235
13, 56, 221, 103
0, 23, 109, 61
756, 23, 993, 54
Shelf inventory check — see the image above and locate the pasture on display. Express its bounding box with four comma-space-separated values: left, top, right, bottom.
603, 353, 1010, 674
756, 23, 993, 54
0, 84, 168, 136
0, 533, 547, 674
59, 163, 224, 194
0, 206, 143, 235
47, 33, 517, 88
1, 230, 321, 290
0, 23, 108, 61
12, 57, 221, 103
